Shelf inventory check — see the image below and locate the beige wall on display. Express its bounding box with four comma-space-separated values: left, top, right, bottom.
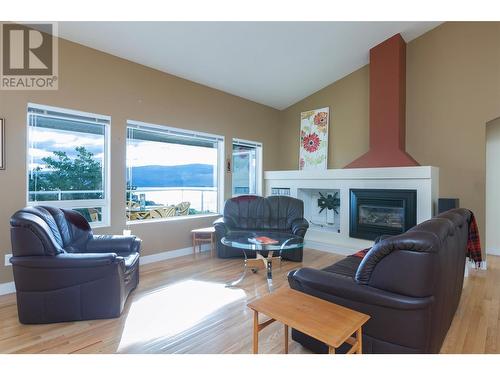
486, 117, 500, 255
279, 65, 370, 170
0, 36, 281, 283
406, 22, 500, 251
278, 22, 500, 253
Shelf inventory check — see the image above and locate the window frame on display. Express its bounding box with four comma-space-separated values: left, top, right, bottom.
231, 138, 263, 197
26, 103, 111, 228
126, 120, 225, 224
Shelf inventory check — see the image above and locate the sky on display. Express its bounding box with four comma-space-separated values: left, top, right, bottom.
29, 127, 104, 171
127, 139, 217, 168
29, 127, 217, 171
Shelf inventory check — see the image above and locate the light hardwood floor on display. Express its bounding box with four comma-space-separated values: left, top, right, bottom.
0, 249, 498, 354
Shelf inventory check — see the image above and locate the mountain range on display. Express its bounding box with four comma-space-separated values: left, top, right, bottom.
129, 164, 215, 187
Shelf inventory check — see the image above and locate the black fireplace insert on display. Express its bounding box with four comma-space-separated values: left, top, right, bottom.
349, 189, 417, 241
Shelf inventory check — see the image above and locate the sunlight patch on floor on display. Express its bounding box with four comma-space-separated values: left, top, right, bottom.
118, 280, 245, 351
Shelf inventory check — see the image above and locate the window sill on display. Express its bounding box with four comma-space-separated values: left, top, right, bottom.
126, 213, 221, 226
90, 222, 111, 229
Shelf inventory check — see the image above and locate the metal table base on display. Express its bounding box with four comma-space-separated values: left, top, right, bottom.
226, 249, 280, 292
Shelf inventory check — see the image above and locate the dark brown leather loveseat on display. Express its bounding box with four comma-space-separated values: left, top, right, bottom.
288, 208, 471, 353
213, 195, 309, 261
10, 206, 141, 324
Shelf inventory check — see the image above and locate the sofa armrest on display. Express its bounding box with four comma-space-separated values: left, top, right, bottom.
213, 217, 230, 237
10, 253, 121, 268
374, 234, 392, 244
85, 235, 141, 255
291, 218, 309, 238
288, 267, 433, 311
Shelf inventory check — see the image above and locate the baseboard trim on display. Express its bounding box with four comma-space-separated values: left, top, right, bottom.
0, 282, 15, 296
304, 240, 355, 256
140, 244, 211, 265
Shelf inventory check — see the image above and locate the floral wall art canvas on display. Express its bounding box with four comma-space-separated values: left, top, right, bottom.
299, 107, 329, 170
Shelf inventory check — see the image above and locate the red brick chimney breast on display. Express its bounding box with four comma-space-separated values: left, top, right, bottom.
345, 33, 419, 168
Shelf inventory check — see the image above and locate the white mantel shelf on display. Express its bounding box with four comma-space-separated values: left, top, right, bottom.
264, 166, 439, 255
265, 166, 438, 181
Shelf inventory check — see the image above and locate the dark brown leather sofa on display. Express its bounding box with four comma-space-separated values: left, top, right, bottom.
288, 208, 471, 354
213, 195, 309, 261
10, 206, 141, 324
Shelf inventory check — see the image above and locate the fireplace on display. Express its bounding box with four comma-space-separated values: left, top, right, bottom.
349, 189, 417, 240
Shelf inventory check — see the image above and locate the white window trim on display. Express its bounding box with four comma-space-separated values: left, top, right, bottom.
127, 212, 221, 226
126, 120, 225, 224
232, 138, 263, 197
26, 103, 111, 228
127, 120, 224, 143
217, 138, 225, 213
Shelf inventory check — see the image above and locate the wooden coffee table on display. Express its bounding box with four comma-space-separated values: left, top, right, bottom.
247, 287, 370, 354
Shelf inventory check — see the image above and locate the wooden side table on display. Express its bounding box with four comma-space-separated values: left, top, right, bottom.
247, 287, 370, 354
191, 227, 216, 257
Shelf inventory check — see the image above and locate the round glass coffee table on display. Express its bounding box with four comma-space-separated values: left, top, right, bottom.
222, 231, 304, 291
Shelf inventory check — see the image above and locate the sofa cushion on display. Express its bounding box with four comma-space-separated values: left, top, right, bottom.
224, 195, 270, 230
355, 229, 443, 285
10, 210, 65, 256
267, 195, 305, 231
322, 256, 362, 278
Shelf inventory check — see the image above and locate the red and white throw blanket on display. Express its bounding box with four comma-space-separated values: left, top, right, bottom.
352, 248, 370, 259
351, 210, 482, 266
466, 210, 482, 267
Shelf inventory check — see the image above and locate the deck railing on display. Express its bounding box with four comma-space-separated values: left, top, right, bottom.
128, 187, 218, 213
29, 187, 219, 217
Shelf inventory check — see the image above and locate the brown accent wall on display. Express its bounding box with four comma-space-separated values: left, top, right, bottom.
346, 33, 419, 168
0, 35, 281, 283
278, 22, 500, 252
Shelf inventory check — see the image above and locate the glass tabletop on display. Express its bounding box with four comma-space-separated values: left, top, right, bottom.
221, 231, 304, 251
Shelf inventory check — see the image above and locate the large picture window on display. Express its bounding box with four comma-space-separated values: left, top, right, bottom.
232, 139, 262, 196
27, 104, 110, 226
126, 121, 224, 222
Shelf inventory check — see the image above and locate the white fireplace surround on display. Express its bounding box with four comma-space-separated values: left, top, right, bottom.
264, 166, 439, 255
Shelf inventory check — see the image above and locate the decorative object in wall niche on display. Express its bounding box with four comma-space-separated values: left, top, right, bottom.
226, 156, 232, 173
299, 107, 329, 170
271, 187, 291, 196
317, 191, 339, 225
0, 118, 4, 170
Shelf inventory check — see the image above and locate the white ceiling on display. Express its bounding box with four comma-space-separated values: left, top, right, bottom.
58, 22, 441, 110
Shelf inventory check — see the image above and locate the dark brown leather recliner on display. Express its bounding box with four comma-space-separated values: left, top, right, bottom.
213, 195, 309, 261
10, 206, 141, 324
288, 208, 471, 354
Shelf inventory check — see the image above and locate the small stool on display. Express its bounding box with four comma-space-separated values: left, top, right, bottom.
191, 227, 216, 256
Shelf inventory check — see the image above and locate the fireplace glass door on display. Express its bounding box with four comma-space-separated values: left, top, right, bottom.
358, 205, 405, 229
350, 189, 417, 240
